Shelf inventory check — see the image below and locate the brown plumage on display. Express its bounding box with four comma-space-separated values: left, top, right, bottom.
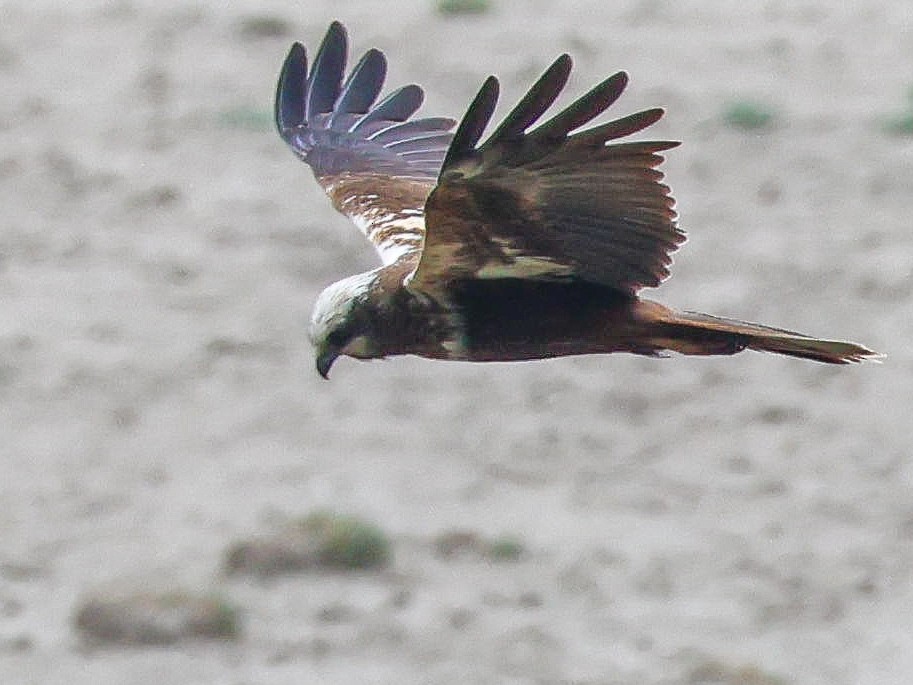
276, 22, 878, 378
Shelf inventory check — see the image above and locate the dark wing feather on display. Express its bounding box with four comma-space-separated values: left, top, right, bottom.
350, 85, 424, 134
487, 55, 572, 143
441, 76, 499, 172
412, 55, 683, 294
276, 22, 457, 264
326, 48, 386, 131
305, 21, 347, 122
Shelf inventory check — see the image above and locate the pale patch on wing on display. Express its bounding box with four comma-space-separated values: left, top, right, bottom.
323, 173, 434, 265
475, 240, 575, 280
349, 210, 424, 264
406, 234, 574, 291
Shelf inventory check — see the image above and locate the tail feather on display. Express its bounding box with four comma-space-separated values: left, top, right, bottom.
653, 310, 880, 364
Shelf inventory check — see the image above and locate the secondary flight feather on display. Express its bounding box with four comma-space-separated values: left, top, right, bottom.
275, 21, 878, 378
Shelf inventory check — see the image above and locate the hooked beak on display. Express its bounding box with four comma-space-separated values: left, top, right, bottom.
315, 348, 339, 380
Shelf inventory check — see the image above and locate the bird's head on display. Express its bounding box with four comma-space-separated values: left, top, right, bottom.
309, 270, 384, 379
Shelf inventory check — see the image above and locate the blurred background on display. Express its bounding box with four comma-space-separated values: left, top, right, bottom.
1, 1, 911, 683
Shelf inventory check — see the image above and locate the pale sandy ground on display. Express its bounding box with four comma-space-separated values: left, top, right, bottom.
1, 1, 912, 683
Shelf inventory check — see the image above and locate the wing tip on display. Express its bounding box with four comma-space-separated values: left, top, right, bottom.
441, 75, 500, 172
275, 41, 308, 135
277, 22, 455, 178
440, 58, 664, 174
611, 70, 629, 89
305, 20, 349, 121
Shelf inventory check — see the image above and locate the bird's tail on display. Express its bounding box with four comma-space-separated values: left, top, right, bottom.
649, 309, 880, 364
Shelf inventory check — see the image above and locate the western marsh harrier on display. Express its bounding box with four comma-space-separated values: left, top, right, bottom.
275, 22, 877, 378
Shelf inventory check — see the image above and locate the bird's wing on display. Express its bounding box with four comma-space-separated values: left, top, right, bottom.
276, 22, 456, 265
410, 55, 684, 295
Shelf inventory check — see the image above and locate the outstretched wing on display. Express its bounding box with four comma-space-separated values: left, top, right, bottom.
276, 22, 456, 264
410, 54, 684, 294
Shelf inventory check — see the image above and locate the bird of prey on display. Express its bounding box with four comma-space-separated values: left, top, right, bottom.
275, 22, 877, 378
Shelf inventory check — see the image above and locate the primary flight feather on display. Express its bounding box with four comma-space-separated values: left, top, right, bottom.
276, 21, 878, 378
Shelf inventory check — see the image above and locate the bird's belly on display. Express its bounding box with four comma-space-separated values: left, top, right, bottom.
449, 279, 652, 362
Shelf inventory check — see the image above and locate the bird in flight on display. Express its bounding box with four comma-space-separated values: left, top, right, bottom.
275, 22, 877, 378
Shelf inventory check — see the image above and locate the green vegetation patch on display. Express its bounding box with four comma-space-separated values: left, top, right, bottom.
436, 0, 492, 16
880, 111, 913, 136
433, 529, 526, 563
224, 511, 392, 577
722, 100, 776, 131
301, 511, 393, 570
484, 535, 526, 562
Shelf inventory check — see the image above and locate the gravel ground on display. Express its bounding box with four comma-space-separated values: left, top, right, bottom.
1, 1, 910, 683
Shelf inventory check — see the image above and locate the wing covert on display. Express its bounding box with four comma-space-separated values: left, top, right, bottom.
276, 22, 456, 264
411, 55, 684, 294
